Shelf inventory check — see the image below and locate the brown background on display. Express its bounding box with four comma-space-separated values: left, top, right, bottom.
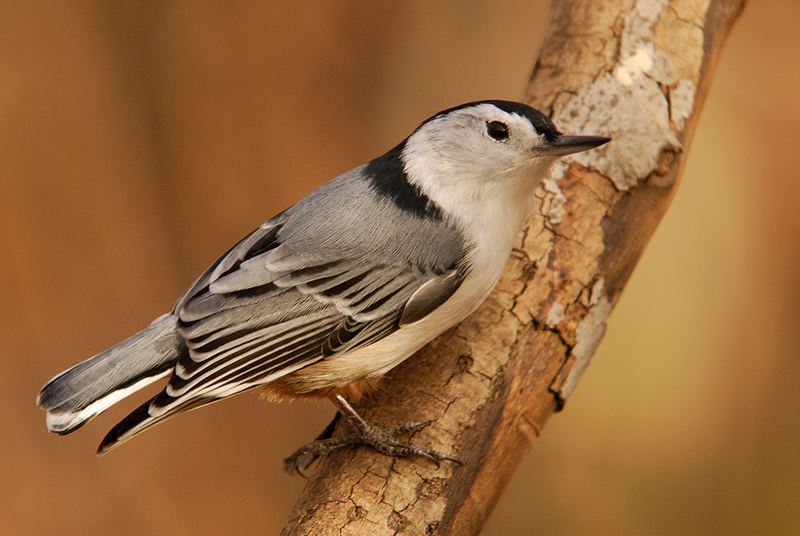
2, 1, 798, 534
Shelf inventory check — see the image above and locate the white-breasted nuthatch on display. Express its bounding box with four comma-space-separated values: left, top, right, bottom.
36, 100, 608, 469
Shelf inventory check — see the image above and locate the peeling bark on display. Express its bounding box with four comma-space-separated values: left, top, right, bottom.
282, 0, 745, 534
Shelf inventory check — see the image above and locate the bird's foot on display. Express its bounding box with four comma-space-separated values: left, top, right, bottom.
283, 395, 460, 477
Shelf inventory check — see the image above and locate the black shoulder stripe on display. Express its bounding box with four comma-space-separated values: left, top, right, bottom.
364, 142, 443, 221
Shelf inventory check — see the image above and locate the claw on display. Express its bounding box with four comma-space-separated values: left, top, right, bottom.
282, 397, 460, 476
284, 436, 348, 476
284, 450, 309, 478
392, 419, 434, 435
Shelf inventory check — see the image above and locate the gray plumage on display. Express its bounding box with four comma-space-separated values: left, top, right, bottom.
36, 313, 184, 434
38, 164, 468, 453
36, 99, 609, 456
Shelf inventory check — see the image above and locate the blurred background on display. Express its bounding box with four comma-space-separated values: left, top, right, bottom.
1, 1, 797, 534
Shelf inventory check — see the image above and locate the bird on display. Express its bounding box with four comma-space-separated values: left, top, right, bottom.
36, 100, 609, 473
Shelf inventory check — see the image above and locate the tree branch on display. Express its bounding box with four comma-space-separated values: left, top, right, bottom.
282, 1, 745, 534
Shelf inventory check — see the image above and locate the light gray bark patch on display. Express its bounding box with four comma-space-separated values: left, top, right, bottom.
549, 0, 695, 190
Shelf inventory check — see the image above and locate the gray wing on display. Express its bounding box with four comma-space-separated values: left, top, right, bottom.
149, 173, 468, 418
149, 223, 463, 417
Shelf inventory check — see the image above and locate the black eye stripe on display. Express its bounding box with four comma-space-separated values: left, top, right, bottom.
486, 121, 509, 141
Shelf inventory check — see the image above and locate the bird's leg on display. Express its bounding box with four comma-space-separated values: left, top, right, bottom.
283, 395, 460, 476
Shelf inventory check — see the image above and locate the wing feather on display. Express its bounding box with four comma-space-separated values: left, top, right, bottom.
98, 171, 473, 453
148, 211, 466, 420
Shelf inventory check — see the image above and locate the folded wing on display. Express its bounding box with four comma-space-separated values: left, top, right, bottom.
98, 221, 465, 453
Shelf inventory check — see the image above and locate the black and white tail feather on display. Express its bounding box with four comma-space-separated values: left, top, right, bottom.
36, 313, 184, 436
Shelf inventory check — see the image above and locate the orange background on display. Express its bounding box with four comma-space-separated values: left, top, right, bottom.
2, 1, 798, 534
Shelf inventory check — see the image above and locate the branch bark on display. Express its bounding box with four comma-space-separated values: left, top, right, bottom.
282, 1, 745, 534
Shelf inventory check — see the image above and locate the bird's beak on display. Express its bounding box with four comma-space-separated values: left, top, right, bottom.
537, 134, 611, 156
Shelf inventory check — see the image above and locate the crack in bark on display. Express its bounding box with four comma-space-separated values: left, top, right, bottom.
667, 4, 705, 29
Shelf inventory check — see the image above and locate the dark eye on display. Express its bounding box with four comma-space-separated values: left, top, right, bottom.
486, 121, 509, 141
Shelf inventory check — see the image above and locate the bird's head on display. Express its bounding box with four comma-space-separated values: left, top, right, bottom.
402, 100, 609, 198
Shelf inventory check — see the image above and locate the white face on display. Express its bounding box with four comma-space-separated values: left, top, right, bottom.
402, 103, 556, 191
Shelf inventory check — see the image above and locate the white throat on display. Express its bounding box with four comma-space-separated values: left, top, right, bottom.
401, 133, 551, 259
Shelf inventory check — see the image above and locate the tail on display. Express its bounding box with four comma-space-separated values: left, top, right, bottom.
36, 313, 185, 435
96, 393, 217, 455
